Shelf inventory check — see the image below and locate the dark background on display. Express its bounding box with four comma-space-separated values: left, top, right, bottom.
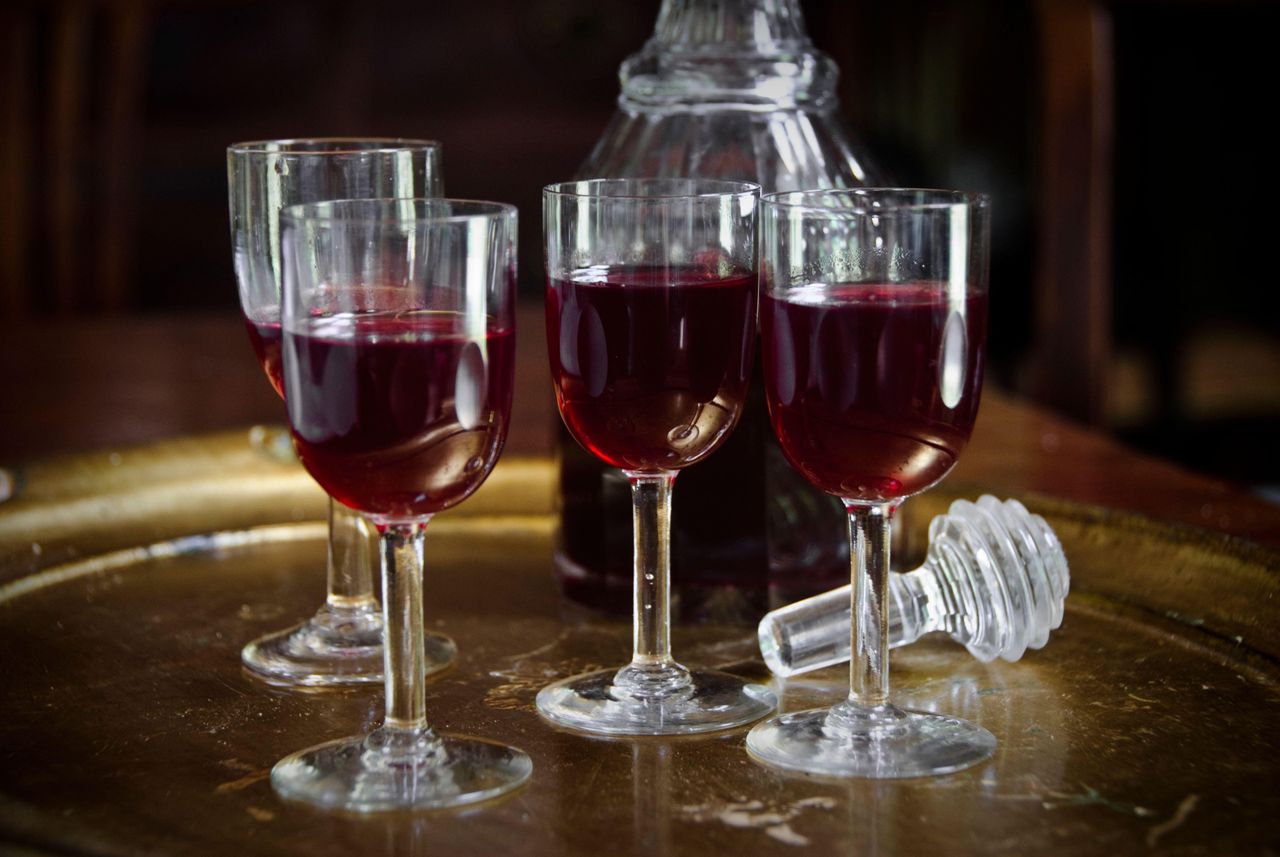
1, 0, 1277, 492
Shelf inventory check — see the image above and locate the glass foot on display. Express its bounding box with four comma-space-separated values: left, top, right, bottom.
271, 728, 532, 812
241, 603, 456, 688
536, 666, 776, 736
746, 701, 996, 778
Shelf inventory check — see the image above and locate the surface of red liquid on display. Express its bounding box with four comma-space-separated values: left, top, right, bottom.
546, 266, 755, 473
244, 315, 284, 399
762, 283, 987, 503
285, 312, 514, 520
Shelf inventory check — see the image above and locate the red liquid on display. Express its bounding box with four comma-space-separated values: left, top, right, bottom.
546, 266, 755, 473
244, 315, 284, 398
762, 283, 987, 503
284, 312, 515, 520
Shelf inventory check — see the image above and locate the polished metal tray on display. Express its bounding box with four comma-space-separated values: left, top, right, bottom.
1, 430, 1277, 856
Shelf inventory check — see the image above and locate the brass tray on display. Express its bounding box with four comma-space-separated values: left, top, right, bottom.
1, 430, 1278, 856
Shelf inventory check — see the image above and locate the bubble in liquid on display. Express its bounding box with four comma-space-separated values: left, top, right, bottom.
666, 424, 700, 448
464, 456, 483, 474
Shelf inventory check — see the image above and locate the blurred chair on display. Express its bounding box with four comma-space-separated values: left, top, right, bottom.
1031, 0, 1113, 425
1, 0, 150, 317
823, 0, 1114, 426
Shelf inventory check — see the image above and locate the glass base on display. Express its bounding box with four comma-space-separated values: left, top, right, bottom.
241, 603, 456, 688
271, 728, 532, 812
535, 665, 777, 736
746, 701, 996, 779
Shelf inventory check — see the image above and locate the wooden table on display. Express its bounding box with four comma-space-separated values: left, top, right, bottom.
1, 308, 1278, 855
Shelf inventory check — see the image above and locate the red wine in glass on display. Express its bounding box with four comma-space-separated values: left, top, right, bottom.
546, 265, 755, 472
244, 314, 285, 399
762, 282, 987, 502
228, 139, 446, 693
537, 178, 776, 737
748, 188, 995, 780
269, 197, 531, 811
285, 312, 515, 520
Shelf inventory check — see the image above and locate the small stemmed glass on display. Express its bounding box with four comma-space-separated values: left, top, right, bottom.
227, 139, 455, 687
270, 198, 530, 811
537, 179, 777, 735
747, 189, 996, 777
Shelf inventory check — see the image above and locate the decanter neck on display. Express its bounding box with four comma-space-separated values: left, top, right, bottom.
621, 0, 839, 111
652, 0, 810, 51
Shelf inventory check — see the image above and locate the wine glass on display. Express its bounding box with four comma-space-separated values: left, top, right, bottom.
537, 178, 777, 735
746, 188, 996, 777
227, 138, 455, 687
270, 198, 530, 810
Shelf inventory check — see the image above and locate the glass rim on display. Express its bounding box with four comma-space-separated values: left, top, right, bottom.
227, 137, 441, 156
279, 198, 516, 227
544, 178, 762, 201
763, 188, 990, 214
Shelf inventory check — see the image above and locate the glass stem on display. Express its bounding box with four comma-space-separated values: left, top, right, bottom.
326, 498, 378, 611
379, 521, 431, 731
847, 502, 893, 709
628, 472, 676, 669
